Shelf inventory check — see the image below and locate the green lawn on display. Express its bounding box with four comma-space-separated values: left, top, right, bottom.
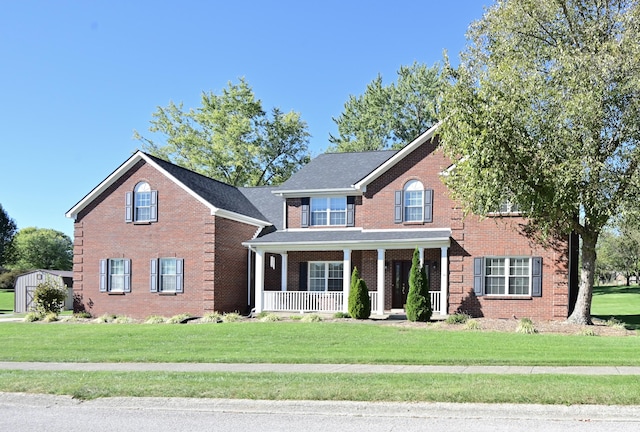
591, 285, 640, 330
1, 321, 639, 366
0, 289, 13, 314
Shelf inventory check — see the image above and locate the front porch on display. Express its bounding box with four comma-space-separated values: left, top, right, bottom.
250, 240, 451, 317
262, 290, 442, 315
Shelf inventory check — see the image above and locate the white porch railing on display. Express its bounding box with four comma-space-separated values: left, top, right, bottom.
262, 290, 442, 315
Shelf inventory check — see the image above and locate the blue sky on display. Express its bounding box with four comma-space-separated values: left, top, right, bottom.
0, 1, 490, 239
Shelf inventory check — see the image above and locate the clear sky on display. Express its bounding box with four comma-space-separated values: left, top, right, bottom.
0, 0, 490, 239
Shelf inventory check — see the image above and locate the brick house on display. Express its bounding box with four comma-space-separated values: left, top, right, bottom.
67, 124, 578, 319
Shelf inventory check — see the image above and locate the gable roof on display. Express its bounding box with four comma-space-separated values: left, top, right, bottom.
66, 151, 271, 228
275, 150, 398, 195
238, 186, 283, 231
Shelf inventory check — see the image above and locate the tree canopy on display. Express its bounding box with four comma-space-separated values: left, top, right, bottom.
329, 62, 441, 152
135, 78, 311, 187
8, 227, 73, 271
0, 204, 17, 267
439, 0, 640, 324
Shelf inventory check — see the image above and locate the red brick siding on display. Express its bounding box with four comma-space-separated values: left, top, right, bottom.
72, 160, 257, 319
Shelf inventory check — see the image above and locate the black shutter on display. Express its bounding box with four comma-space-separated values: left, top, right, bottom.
473, 257, 484, 296
149, 190, 158, 222
394, 190, 403, 223
423, 189, 433, 223
150, 259, 158, 292
301, 198, 310, 228
99, 259, 107, 292
299, 262, 308, 291
532, 256, 542, 297
346, 196, 355, 227
125, 192, 133, 223
176, 259, 184, 293
123, 259, 131, 293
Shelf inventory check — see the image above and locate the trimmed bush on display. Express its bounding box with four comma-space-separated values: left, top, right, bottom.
405, 247, 432, 322
347, 266, 360, 316
446, 312, 471, 324
349, 278, 371, 319
33, 278, 67, 316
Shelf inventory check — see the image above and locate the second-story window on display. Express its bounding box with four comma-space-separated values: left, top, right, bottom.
404, 180, 424, 222
125, 182, 158, 223
311, 197, 346, 226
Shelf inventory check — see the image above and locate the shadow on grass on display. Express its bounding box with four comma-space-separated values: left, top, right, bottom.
593, 285, 640, 295
592, 314, 640, 331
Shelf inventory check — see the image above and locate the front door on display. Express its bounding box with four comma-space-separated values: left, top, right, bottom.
392, 261, 411, 309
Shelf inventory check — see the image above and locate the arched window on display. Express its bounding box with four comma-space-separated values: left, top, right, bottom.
403, 180, 424, 222
125, 182, 157, 223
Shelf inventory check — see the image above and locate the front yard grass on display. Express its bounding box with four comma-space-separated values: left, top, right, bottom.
1, 321, 639, 366
0, 370, 638, 405
591, 285, 640, 330
0, 289, 13, 314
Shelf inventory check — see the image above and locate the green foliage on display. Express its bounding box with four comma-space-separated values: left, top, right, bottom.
32, 277, 67, 315
73, 311, 92, 319
348, 278, 371, 320
440, 0, 640, 324
200, 312, 222, 323
144, 315, 167, 324
222, 312, 242, 323
446, 313, 471, 324
300, 313, 322, 322
0, 204, 17, 267
259, 313, 281, 322
579, 327, 599, 337
167, 313, 192, 324
465, 319, 482, 331
0, 269, 22, 290
23, 311, 40, 322
135, 78, 310, 187
330, 62, 441, 152
405, 248, 432, 322
333, 312, 350, 319
7, 227, 72, 271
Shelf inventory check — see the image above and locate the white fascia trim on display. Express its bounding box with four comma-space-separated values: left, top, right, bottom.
66, 151, 147, 219
244, 237, 451, 253
353, 122, 442, 190
273, 188, 360, 198
66, 151, 270, 229
285, 227, 363, 233
365, 227, 452, 235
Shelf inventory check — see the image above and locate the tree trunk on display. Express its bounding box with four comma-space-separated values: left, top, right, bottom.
567, 232, 597, 325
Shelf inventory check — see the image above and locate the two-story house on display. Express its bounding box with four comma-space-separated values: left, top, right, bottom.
66, 124, 578, 320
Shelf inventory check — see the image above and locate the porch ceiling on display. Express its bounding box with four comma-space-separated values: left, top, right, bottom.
243, 228, 451, 252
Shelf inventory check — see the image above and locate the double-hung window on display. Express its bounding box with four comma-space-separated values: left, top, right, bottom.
395, 180, 433, 223
308, 262, 343, 291
150, 258, 184, 293
474, 256, 542, 297
99, 258, 131, 293
310, 197, 346, 226
125, 182, 158, 223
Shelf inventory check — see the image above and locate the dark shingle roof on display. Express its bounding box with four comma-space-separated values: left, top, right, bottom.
280, 150, 398, 191
238, 186, 283, 230
145, 153, 269, 223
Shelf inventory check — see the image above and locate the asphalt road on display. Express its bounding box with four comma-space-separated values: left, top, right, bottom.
3, 393, 640, 432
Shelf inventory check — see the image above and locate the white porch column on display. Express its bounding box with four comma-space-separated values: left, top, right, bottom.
377, 248, 385, 315
342, 249, 351, 313
280, 253, 288, 291
419, 247, 425, 267
255, 250, 265, 313
440, 246, 448, 316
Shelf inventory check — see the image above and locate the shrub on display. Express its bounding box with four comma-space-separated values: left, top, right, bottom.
0, 269, 24, 290
167, 313, 192, 324
289, 315, 303, 321
113, 315, 134, 324
405, 248, 432, 322
516, 318, 538, 334
93, 314, 117, 323
349, 278, 371, 319
605, 317, 626, 330
144, 315, 166, 324
333, 311, 350, 319
301, 313, 322, 322
24, 311, 40, 322
465, 319, 482, 331
42, 312, 59, 323
222, 312, 242, 323
579, 327, 598, 336
73, 311, 92, 319
445, 312, 471, 324
200, 312, 222, 323
33, 278, 67, 315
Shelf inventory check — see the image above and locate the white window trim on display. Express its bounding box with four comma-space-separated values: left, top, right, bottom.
134, 182, 152, 222
109, 259, 126, 292
310, 196, 347, 226
484, 256, 532, 296
403, 180, 424, 222
159, 258, 178, 293
308, 261, 344, 292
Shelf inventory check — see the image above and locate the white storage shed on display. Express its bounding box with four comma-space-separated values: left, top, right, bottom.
14, 270, 74, 313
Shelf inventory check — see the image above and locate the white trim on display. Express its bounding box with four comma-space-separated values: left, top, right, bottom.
483, 256, 532, 296
65, 151, 270, 229
353, 122, 441, 190
273, 188, 360, 198
376, 249, 385, 315
245, 237, 451, 253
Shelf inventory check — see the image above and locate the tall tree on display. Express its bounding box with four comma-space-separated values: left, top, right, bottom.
8, 227, 73, 271
597, 214, 640, 286
0, 204, 17, 267
329, 62, 441, 152
135, 78, 311, 186
439, 0, 640, 324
